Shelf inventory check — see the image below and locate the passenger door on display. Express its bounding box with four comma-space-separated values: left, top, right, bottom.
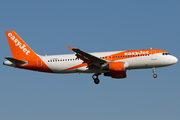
151, 50, 157, 60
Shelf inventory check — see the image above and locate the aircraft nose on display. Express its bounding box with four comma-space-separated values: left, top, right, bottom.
171, 56, 178, 64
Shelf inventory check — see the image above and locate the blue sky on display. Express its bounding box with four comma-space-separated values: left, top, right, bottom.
0, 0, 180, 120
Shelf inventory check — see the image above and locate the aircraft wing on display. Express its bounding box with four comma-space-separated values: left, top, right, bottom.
68, 46, 107, 68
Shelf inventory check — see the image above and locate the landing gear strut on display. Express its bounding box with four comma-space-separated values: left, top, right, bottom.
152, 67, 157, 78
92, 74, 100, 84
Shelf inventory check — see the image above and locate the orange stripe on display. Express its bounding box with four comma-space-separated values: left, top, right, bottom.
62, 63, 87, 71
102, 49, 167, 61
15, 56, 54, 73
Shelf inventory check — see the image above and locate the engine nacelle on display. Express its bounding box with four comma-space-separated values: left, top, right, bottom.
102, 62, 127, 78
104, 71, 126, 78
102, 62, 125, 72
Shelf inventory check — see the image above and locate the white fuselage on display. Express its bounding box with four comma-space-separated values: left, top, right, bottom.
39, 51, 177, 73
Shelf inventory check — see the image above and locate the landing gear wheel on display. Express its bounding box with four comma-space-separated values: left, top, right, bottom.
94, 79, 100, 84
92, 74, 98, 80
152, 68, 157, 78
92, 74, 100, 84
153, 74, 157, 78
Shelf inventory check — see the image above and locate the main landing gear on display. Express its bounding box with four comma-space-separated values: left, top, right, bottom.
152, 67, 157, 78
92, 74, 100, 84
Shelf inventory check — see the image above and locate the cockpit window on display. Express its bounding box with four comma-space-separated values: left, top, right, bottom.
162, 53, 170, 55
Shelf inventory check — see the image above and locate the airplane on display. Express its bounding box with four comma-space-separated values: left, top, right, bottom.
3, 31, 178, 84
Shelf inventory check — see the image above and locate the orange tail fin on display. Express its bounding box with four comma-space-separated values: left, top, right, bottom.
5, 31, 53, 73
5, 31, 37, 60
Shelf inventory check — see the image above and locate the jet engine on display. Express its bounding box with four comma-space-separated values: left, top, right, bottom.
102, 62, 127, 78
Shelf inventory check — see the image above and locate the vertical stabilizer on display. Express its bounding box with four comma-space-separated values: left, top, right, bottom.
5, 31, 37, 60
4, 31, 53, 73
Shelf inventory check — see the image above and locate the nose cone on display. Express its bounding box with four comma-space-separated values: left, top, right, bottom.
171, 56, 178, 64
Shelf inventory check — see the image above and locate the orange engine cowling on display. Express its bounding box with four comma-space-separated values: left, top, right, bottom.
102, 62, 127, 79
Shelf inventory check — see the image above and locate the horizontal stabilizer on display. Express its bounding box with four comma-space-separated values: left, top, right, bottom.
5, 57, 27, 64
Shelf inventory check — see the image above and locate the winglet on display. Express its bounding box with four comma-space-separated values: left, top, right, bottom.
68, 46, 73, 51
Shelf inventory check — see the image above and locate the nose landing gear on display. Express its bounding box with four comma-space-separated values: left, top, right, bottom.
152, 67, 157, 78
92, 74, 100, 84
153, 74, 157, 78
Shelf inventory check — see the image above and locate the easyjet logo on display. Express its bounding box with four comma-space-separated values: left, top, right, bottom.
124, 51, 149, 55
8, 33, 30, 55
